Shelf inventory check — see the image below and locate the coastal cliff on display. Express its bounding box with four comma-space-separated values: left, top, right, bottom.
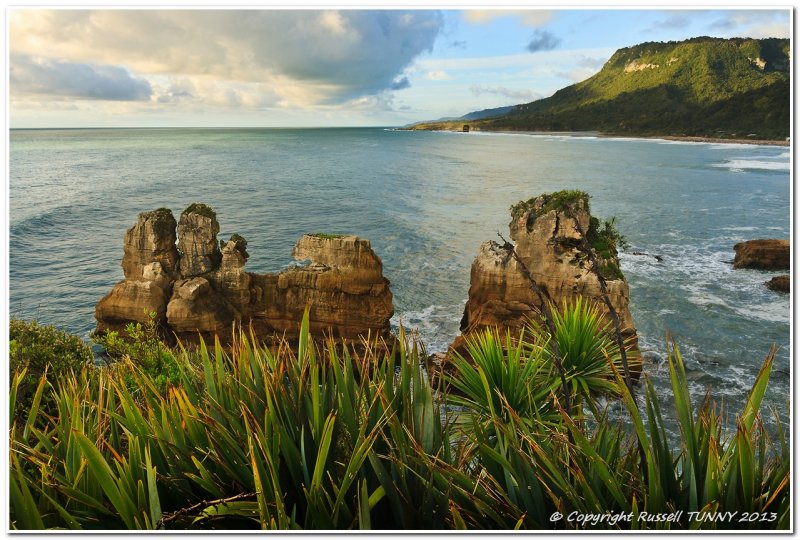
96, 204, 394, 344
408, 37, 789, 141
452, 191, 639, 359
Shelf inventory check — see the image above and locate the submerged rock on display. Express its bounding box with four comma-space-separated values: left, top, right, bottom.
453, 191, 639, 362
733, 239, 790, 270
766, 275, 790, 293
96, 206, 394, 346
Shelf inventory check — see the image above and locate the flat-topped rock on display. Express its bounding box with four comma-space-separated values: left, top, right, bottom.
733, 239, 790, 270
96, 204, 394, 346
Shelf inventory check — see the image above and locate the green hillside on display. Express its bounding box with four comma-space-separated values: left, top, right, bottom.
411, 37, 790, 140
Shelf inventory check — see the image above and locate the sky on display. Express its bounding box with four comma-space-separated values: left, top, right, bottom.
8, 7, 792, 128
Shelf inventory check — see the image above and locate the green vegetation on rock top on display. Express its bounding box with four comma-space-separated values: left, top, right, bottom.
510, 190, 590, 219
309, 232, 346, 239
182, 203, 217, 220
141, 208, 174, 221
510, 191, 628, 280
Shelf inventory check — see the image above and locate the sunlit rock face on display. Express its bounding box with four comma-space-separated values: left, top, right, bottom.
453, 193, 638, 358
96, 205, 394, 346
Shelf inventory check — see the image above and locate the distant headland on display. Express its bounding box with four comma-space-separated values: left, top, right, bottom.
404, 37, 790, 143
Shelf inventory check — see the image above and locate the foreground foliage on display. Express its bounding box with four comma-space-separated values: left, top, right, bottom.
9, 318, 93, 418
9, 307, 790, 530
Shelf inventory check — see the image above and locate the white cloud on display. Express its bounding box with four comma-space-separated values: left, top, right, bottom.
463, 9, 554, 27
710, 10, 790, 38
10, 10, 444, 106
425, 70, 451, 81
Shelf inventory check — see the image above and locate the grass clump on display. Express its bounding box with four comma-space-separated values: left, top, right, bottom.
182, 203, 217, 220
510, 190, 590, 220
309, 232, 346, 239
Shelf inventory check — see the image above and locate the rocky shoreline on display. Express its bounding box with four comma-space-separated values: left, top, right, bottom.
401, 126, 789, 147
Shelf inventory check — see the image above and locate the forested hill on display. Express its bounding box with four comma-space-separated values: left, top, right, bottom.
410, 37, 790, 140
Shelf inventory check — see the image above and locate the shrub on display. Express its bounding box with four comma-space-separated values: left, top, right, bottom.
92, 311, 185, 395
588, 216, 630, 258
9, 319, 93, 418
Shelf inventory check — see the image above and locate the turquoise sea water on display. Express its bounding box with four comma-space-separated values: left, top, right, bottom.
9, 127, 791, 432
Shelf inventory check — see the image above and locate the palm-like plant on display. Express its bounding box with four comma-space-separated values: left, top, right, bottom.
528, 297, 639, 417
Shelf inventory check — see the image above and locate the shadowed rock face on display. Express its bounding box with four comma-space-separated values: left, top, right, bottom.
734, 239, 790, 270
96, 205, 394, 345
454, 193, 638, 356
177, 203, 221, 277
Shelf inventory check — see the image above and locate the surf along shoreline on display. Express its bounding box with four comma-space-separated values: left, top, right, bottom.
401, 127, 789, 147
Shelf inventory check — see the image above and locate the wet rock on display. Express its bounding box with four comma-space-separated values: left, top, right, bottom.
766, 275, 790, 293
733, 239, 789, 270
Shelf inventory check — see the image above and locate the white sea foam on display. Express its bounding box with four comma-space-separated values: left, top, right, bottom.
391, 303, 464, 352
712, 159, 790, 172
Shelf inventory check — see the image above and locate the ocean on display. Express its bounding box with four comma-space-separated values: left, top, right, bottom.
9, 127, 791, 432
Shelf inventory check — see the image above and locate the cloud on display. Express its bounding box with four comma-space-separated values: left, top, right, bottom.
526, 30, 561, 53
10, 10, 444, 105
425, 70, 451, 81
554, 55, 607, 83
709, 10, 790, 38
10, 54, 151, 100
390, 77, 411, 91
470, 85, 538, 102
463, 10, 554, 27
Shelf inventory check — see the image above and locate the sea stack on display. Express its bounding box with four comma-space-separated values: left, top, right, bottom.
452, 191, 639, 361
96, 204, 394, 345
733, 239, 790, 270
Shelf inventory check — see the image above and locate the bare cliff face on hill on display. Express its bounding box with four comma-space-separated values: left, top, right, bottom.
95, 204, 394, 345
453, 192, 638, 356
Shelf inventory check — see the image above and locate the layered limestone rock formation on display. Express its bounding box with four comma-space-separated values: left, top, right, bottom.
453, 192, 638, 356
96, 205, 394, 345
733, 239, 790, 270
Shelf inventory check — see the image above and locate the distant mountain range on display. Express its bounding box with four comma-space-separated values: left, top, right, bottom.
408, 37, 790, 140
